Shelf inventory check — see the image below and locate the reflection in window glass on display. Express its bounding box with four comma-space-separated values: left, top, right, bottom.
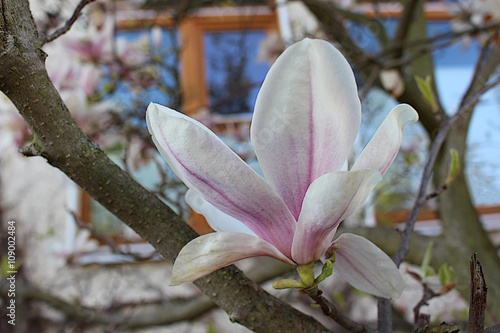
104, 28, 180, 129
204, 31, 270, 115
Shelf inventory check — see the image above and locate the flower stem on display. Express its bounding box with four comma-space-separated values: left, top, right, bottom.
303, 286, 375, 333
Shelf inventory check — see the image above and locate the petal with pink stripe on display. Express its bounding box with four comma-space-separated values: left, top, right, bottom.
352, 104, 419, 175
185, 189, 256, 235
291, 170, 381, 264
147, 103, 296, 256
251, 39, 361, 219
170, 232, 295, 285
332, 233, 404, 299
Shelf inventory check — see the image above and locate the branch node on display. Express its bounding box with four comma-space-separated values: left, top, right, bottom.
18, 143, 41, 157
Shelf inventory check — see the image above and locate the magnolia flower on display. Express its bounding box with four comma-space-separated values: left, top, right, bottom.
147, 38, 418, 299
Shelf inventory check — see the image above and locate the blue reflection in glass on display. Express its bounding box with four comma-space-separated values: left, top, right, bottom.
203, 30, 270, 114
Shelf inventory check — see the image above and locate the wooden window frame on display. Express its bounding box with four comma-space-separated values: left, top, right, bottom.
178, 7, 279, 116
355, 1, 455, 21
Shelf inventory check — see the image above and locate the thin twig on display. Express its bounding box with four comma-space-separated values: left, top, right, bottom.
383, 35, 468, 69
393, 77, 500, 266
380, 22, 500, 58
380, 80, 500, 324
377, 298, 392, 333
41, 0, 96, 45
425, 183, 448, 200
359, 67, 381, 101
406, 271, 438, 327
376, 78, 500, 333
303, 286, 375, 333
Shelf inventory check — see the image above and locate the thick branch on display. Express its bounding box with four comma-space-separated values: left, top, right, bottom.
304, 287, 375, 333
394, 0, 421, 58
1, 281, 214, 329
0, 1, 328, 331
396, 0, 445, 134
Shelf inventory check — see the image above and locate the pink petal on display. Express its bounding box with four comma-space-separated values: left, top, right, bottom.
185, 189, 256, 235
351, 104, 419, 175
291, 170, 381, 264
170, 232, 295, 285
251, 38, 361, 219
147, 103, 296, 256
332, 233, 404, 299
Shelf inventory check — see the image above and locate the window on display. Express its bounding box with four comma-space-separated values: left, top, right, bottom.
204, 30, 270, 115
178, 5, 278, 117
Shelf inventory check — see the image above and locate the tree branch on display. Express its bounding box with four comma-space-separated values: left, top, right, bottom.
377, 298, 392, 333
1, 280, 215, 329
485, 324, 500, 333
303, 286, 375, 333
0, 257, 294, 329
41, 0, 96, 45
394, 0, 421, 59
457, 42, 500, 129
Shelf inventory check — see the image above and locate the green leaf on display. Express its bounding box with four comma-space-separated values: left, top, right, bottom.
333, 291, 345, 308
0, 257, 8, 277
421, 241, 434, 278
1, 257, 21, 277
438, 263, 455, 286
206, 323, 218, 333
445, 149, 460, 185
438, 264, 448, 286
404, 151, 419, 165
415, 75, 438, 112
423, 266, 436, 277
314, 260, 333, 285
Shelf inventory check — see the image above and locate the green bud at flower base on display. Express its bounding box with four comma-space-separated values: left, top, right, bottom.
297, 262, 315, 287
273, 246, 338, 290
314, 260, 334, 285
272, 278, 306, 289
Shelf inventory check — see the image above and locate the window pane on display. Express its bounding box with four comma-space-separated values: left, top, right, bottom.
203, 30, 270, 115
105, 28, 180, 119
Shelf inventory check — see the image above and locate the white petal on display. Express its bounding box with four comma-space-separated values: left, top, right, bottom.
185, 189, 256, 235
352, 104, 418, 175
332, 233, 404, 299
251, 38, 361, 219
170, 232, 295, 285
291, 170, 381, 264
147, 103, 296, 256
